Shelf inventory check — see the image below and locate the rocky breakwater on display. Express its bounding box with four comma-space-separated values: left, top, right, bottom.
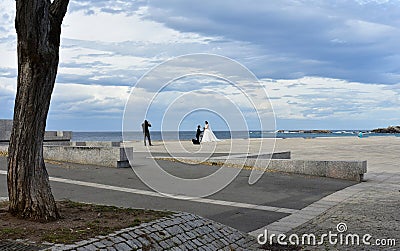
277, 129, 332, 133
303, 129, 332, 133
371, 126, 400, 133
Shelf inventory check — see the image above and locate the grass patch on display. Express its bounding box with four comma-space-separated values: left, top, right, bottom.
0, 200, 172, 245
0, 227, 24, 235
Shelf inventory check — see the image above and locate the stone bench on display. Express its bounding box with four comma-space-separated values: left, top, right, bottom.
43, 131, 72, 141
1, 131, 72, 142
159, 157, 367, 182
0, 119, 13, 142
224, 158, 367, 182
1, 119, 72, 142
212, 151, 291, 160
43, 145, 132, 168
71, 141, 122, 147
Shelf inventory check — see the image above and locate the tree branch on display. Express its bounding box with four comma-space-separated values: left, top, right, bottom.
49, 0, 69, 22
48, 0, 69, 48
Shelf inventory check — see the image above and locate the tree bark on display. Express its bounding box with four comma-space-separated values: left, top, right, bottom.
7, 0, 69, 221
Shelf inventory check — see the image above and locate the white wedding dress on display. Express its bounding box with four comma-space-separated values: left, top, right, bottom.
201, 124, 219, 142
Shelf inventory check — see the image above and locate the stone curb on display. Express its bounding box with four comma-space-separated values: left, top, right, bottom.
45, 212, 260, 251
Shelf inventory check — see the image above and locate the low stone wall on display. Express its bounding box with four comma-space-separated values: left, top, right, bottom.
43, 145, 132, 168
270, 159, 366, 182
219, 158, 366, 182
161, 157, 367, 182
44, 141, 122, 147
71, 141, 122, 147
211, 151, 291, 160
0, 119, 72, 142
0, 145, 8, 153
0, 144, 132, 168
0, 120, 12, 142
44, 131, 72, 142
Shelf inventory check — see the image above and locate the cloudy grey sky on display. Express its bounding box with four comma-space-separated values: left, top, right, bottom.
0, 0, 399, 131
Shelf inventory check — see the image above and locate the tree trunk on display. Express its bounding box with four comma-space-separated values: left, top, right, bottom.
7, 0, 69, 221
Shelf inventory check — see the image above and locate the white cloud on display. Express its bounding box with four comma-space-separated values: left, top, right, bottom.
0, 77, 15, 94
0, 76, 16, 118
265, 77, 400, 122
1, 0, 400, 130
62, 6, 211, 44
142, 0, 400, 84
329, 19, 398, 44
50, 83, 130, 117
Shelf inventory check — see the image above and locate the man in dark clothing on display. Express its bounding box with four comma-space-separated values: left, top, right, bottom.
192, 125, 202, 144
196, 125, 202, 142
142, 120, 152, 146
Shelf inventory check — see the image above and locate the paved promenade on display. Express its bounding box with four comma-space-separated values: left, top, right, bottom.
0, 136, 399, 250
252, 137, 399, 250
290, 172, 399, 250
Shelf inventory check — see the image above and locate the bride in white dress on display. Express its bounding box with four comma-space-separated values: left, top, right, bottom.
201, 121, 219, 142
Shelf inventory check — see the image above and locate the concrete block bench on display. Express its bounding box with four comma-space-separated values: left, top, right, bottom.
71, 141, 122, 147
43, 145, 132, 168
160, 156, 367, 182
1, 119, 72, 142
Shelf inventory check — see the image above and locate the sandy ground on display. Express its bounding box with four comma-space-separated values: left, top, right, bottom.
125, 136, 400, 174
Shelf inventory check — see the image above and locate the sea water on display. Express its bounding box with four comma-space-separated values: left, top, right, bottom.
71, 130, 399, 142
